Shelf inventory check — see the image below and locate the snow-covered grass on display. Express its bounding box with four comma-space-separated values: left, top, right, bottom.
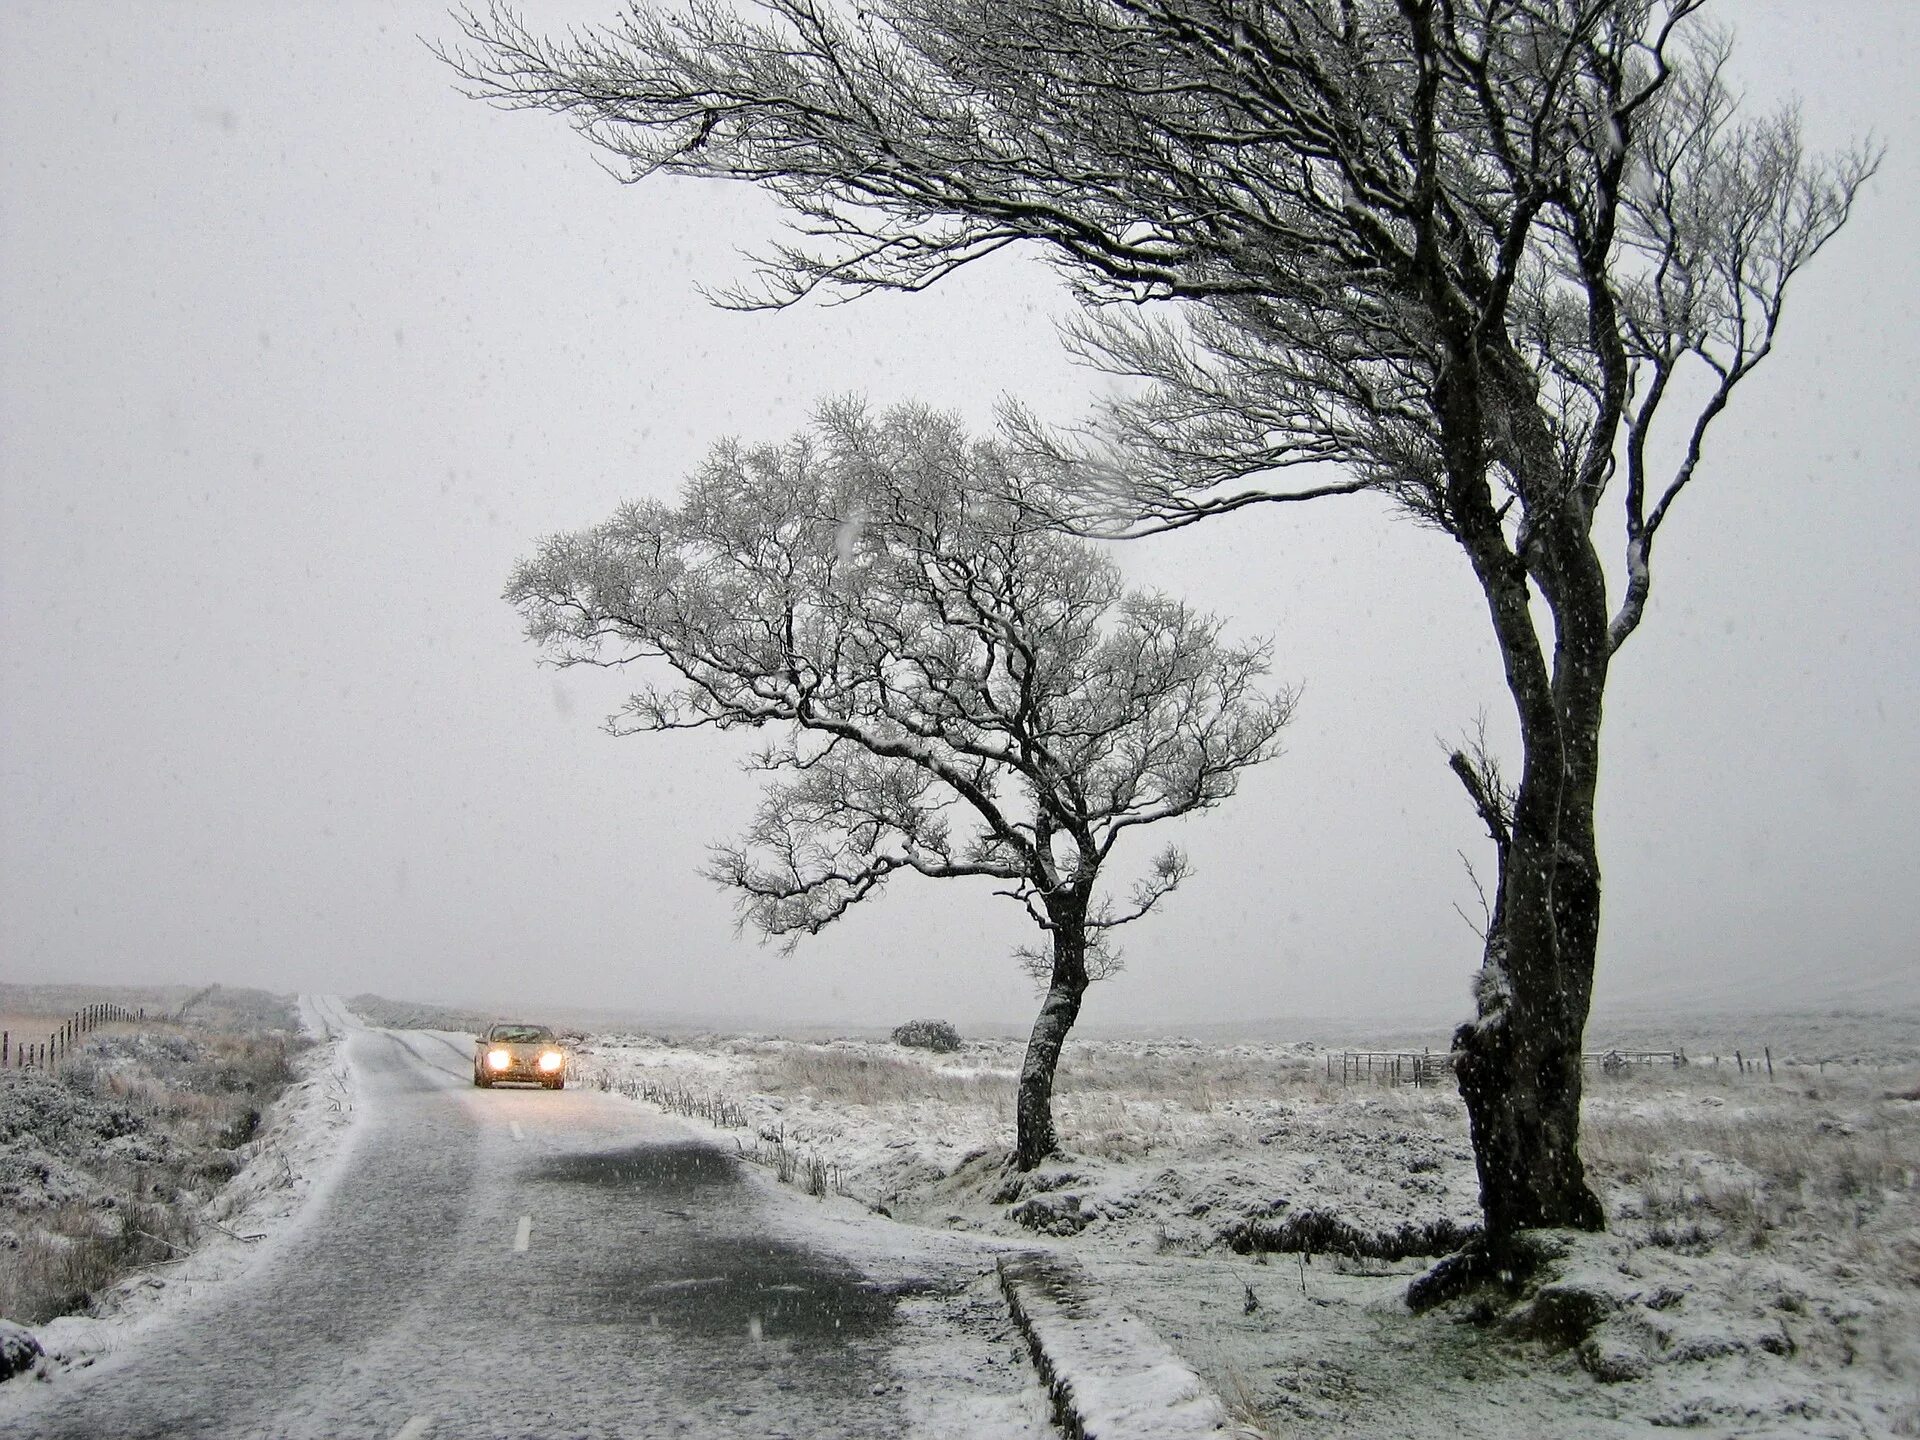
0, 1027, 303, 1325
0, 996, 356, 1377
577, 1024, 1920, 1437
1586, 1070, 1919, 1263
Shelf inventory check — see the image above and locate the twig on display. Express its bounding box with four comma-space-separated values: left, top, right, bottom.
202, 1217, 266, 1243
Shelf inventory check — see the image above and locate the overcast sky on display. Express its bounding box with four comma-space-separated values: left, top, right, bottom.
3, 1, 1915, 1031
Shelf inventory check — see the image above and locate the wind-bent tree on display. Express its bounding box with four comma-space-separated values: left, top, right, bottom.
449, 0, 1872, 1253
507, 403, 1291, 1168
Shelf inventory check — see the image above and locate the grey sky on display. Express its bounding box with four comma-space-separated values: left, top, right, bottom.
3, 1, 1915, 1029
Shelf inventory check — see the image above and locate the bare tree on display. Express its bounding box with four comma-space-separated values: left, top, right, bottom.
506, 402, 1292, 1169
448, 0, 1873, 1262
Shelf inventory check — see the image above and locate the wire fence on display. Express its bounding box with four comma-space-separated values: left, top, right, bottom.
1328, 1043, 1786, 1086
1326, 1050, 1453, 1086
2, 1002, 147, 1072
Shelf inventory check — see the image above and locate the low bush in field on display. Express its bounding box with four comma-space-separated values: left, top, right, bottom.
891, 1019, 962, 1053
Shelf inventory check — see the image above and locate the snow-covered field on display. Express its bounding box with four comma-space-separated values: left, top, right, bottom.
574, 1023, 1920, 1438
7, 998, 1915, 1436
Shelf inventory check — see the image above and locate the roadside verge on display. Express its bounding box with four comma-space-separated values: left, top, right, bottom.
996, 1251, 1242, 1440
11, 996, 359, 1378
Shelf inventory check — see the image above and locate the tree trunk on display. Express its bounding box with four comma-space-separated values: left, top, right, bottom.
1451, 861, 1607, 1238
1423, 344, 1612, 1245
1452, 593, 1610, 1239
1013, 907, 1090, 1171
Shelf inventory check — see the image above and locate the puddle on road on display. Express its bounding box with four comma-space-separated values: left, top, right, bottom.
538, 1141, 740, 1193
537, 1139, 904, 1347
593, 1239, 898, 1344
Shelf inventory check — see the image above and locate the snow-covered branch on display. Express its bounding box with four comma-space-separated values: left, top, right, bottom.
505, 401, 1292, 966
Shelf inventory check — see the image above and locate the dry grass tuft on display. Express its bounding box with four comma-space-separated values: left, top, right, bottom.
0, 1199, 200, 1324
1055, 1045, 1318, 1110
747, 1045, 1011, 1109
1218, 1365, 1280, 1438
1582, 1067, 1920, 1275
0, 1025, 306, 1324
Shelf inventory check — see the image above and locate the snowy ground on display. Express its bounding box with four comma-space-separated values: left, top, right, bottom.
406, 1027, 1056, 1440
8, 999, 1914, 1435
573, 1024, 1920, 1439
8, 1010, 1055, 1439
2, 995, 359, 1377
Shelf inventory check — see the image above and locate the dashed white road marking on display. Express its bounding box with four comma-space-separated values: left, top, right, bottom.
509, 1121, 525, 1141
392, 1417, 433, 1440
513, 1214, 532, 1253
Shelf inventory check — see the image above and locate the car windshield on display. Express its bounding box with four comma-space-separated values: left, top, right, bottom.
488, 1025, 555, 1044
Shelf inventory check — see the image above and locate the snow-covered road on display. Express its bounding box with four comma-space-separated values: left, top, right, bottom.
5, 1002, 1045, 1439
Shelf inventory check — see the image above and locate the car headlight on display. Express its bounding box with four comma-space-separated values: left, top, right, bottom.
538, 1051, 564, 1073
487, 1049, 512, 1070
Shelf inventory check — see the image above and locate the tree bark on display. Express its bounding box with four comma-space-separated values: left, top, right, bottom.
1451, 527, 1611, 1239
1013, 900, 1090, 1171
1437, 348, 1611, 1242
1452, 841, 1608, 1238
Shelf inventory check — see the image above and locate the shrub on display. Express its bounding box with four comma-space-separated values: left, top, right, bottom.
891, 1019, 961, 1053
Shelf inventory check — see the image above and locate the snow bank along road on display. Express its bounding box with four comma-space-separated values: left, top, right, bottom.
4, 1001, 1043, 1438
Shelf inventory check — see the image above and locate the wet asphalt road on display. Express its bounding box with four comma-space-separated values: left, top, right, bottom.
8, 1003, 976, 1439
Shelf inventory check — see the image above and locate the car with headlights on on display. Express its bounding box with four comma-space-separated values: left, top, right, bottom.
473, 1023, 569, 1089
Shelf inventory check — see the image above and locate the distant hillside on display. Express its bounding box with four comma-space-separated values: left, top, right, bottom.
0, 981, 299, 1032
344, 993, 500, 1033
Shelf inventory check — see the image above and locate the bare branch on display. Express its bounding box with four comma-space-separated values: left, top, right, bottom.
475, 0, 1872, 1198
1452, 849, 1494, 941
1447, 719, 1514, 852
507, 401, 1291, 976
